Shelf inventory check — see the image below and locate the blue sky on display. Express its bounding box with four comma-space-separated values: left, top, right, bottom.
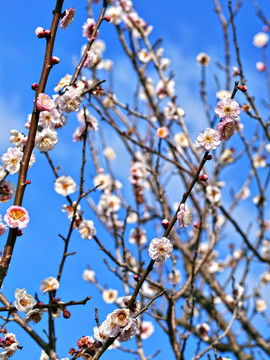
0, 0, 270, 359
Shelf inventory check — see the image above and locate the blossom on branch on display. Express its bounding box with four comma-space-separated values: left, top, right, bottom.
4, 206, 29, 228
60, 7, 75, 30
78, 220, 96, 240
54, 176, 76, 196
214, 97, 241, 120
177, 203, 192, 229
36, 93, 55, 112
40, 276, 59, 294
1, 147, 23, 174
195, 128, 221, 151
14, 288, 36, 312
148, 237, 173, 262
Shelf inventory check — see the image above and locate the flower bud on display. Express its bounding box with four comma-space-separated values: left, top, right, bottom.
17, 229, 23, 236
31, 83, 38, 90
103, 16, 111, 22
133, 275, 139, 281
161, 218, 169, 229
206, 154, 212, 160
44, 30, 51, 39
51, 56, 60, 65
198, 174, 208, 181
26, 180, 31, 185
63, 308, 71, 319
237, 84, 247, 92
35, 27, 45, 38
194, 222, 200, 229
256, 62, 265, 72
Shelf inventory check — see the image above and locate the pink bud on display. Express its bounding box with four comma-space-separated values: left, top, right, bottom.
194, 222, 200, 229
35, 27, 46, 38
31, 83, 38, 90
199, 174, 208, 181
103, 16, 111, 22
206, 154, 212, 160
263, 26, 269, 32
237, 84, 247, 92
98, 168, 104, 173
63, 308, 71, 319
162, 219, 169, 229
133, 275, 139, 281
26, 180, 31, 185
51, 56, 60, 65
17, 229, 23, 236
256, 61, 266, 72
44, 30, 51, 39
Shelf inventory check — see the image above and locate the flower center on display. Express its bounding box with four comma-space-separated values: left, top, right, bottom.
224, 106, 232, 114
205, 135, 212, 143
10, 209, 25, 220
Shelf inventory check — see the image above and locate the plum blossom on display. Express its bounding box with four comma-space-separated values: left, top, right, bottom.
62, 202, 81, 219
118, 296, 141, 316
196, 323, 210, 341
253, 32, 269, 47
156, 127, 169, 138
140, 321, 154, 339
54, 74, 72, 93
174, 132, 189, 148
196, 52, 211, 66
9, 129, 25, 147
82, 269, 96, 283
14, 288, 36, 312
93, 173, 112, 190
35, 128, 58, 152
214, 98, 241, 120
253, 154, 267, 168
40, 276, 59, 294
255, 299, 267, 312
177, 203, 192, 229
24, 307, 46, 324
138, 49, 151, 63
4, 206, 29, 228
102, 289, 118, 304
216, 118, 237, 141
54, 176, 76, 196
0, 180, 15, 202
0, 332, 19, 359
57, 89, 83, 113
129, 228, 147, 245
78, 220, 96, 240
148, 237, 173, 262
156, 79, 175, 99
82, 18, 98, 40
1, 147, 23, 174
206, 185, 221, 204
97, 193, 121, 215
103, 146, 116, 161
105, 5, 123, 25
256, 61, 266, 72
39, 109, 63, 129
0, 222, 7, 236
216, 89, 231, 100
36, 93, 55, 112
118, 317, 140, 342
195, 128, 221, 151
60, 7, 75, 30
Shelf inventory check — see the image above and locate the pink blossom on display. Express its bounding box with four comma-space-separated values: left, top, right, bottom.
177, 203, 192, 229
214, 97, 241, 120
140, 321, 154, 339
156, 127, 169, 138
60, 7, 75, 30
4, 206, 30, 229
216, 118, 237, 141
36, 93, 55, 112
148, 237, 173, 262
195, 128, 221, 151
256, 61, 266, 72
0, 222, 7, 236
0, 180, 15, 202
82, 18, 99, 40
